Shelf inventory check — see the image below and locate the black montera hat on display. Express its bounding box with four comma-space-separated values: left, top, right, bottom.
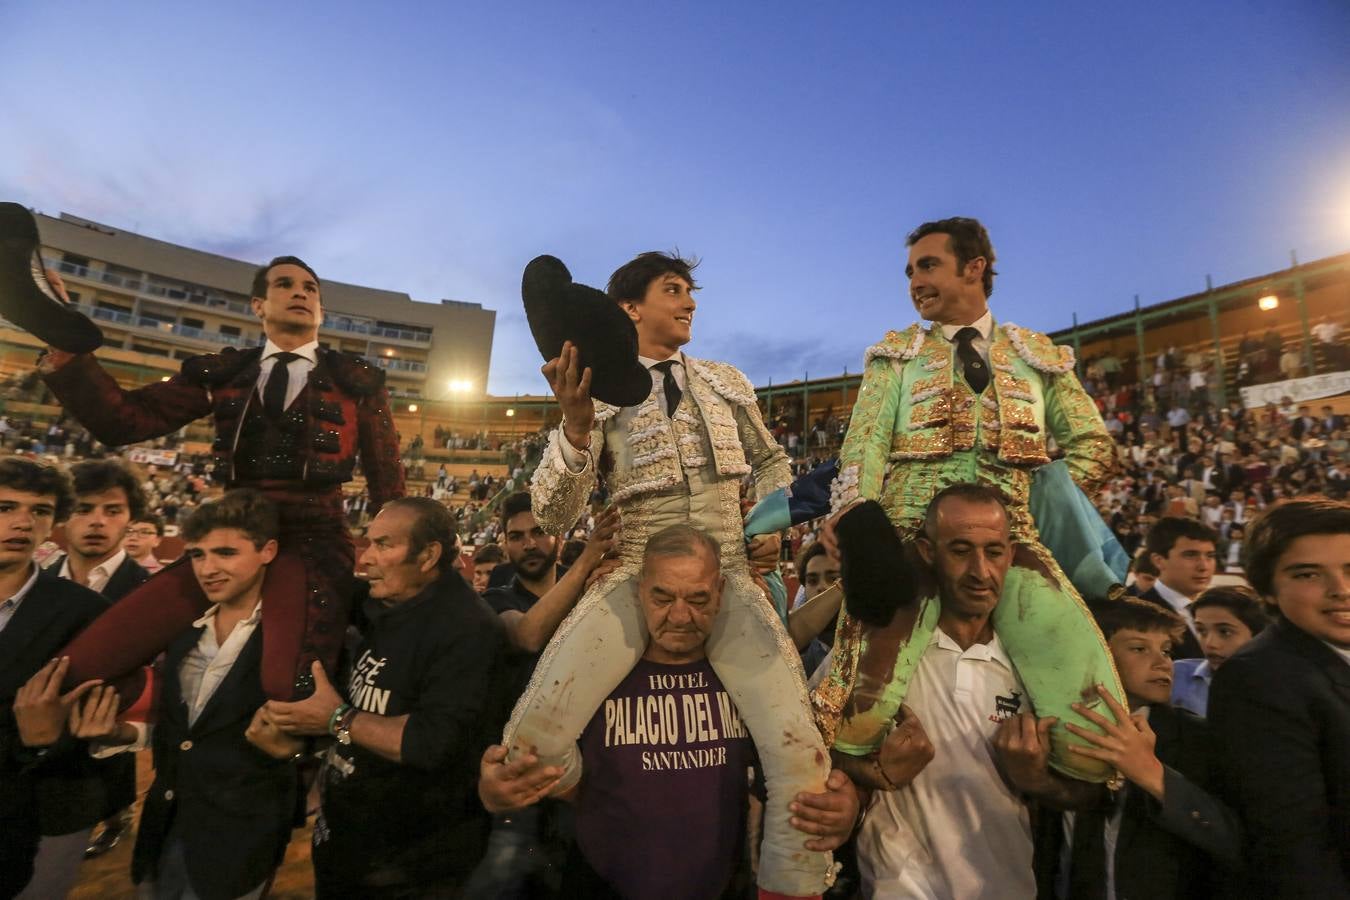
837, 500, 918, 627
0, 202, 104, 353
522, 255, 651, 408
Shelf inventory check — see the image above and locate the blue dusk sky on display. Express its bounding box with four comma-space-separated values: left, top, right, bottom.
2, 0, 1348, 396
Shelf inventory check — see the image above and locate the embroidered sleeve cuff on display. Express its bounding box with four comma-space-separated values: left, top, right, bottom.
558, 425, 592, 474
829, 464, 861, 513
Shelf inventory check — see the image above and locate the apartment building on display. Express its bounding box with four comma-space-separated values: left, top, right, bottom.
13, 211, 495, 398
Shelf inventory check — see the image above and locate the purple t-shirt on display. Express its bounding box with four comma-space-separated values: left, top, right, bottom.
576, 656, 753, 899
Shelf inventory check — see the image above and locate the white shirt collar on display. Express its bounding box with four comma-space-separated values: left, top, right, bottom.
939, 309, 994, 343
59, 548, 127, 583
0, 563, 41, 609
192, 597, 264, 629
638, 351, 683, 369
1324, 641, 1350, 667
1152, 576, 1194, 614
932, 625, 1014, 669
262, 338, 319, 364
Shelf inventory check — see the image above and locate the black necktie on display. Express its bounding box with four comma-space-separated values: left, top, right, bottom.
652, 360, 682, 416
263, 352, 300, 420
954, 326, 989, 394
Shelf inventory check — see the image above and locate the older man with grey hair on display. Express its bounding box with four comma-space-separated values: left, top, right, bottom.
480, 524, 860, 900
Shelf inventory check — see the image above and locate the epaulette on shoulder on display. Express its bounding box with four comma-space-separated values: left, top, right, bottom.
863, 324, 924, 365
1002, 323, 1076, 374
180, 346, 260, 388
688, 358, 757, 407
326, 349, 386, 397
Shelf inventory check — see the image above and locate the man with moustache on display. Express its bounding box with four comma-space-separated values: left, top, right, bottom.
43, 460, 150, 859
68, 490, 306, 900
469, 491, 618, 898
853, 484, 1098, 898
0, 459, 105, 898
265, 497, 508, 897
815, 217, 1122, 785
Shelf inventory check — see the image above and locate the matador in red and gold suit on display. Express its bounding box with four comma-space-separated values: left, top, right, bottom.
39, 256, 404, 701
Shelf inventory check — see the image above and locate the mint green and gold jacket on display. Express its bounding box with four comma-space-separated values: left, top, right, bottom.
829, 321, 1114, 538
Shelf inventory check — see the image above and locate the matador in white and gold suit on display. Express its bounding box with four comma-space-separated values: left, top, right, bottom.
504, 351, 836, 897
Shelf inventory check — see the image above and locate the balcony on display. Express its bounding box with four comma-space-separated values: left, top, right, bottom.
47, 258, 432, 345
83, 304, 257, 348
370, 356, 427, 374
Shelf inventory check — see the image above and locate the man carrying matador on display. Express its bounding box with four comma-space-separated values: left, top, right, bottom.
509, 251, 839, 898
816, 217, 1126, 783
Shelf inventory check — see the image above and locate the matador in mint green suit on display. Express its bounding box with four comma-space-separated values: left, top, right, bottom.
814, 316, 1126, 782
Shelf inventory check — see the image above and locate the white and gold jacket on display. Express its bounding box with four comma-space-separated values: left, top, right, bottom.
530, 355, 791, 552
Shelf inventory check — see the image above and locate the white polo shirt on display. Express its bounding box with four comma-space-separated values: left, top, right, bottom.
856, 628, 1035, 899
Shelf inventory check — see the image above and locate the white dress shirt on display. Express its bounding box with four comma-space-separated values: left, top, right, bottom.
0, 564, 41, 634
938, 309, 994, 363
94, 599, 264, 756
256, 338, 319, 412
1152, 578, 1201, 644
59, 548, 128, 594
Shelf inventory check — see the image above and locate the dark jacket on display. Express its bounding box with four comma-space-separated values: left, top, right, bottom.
1135, 586, 1203, 659
44, 552, 150, 816
0, 569, 107, 897
314, 573, 510, 896
133, 622, 302, 900
1209, 619, 1350, 898
1034, 703, 1241, 899
43, 345, 404, 511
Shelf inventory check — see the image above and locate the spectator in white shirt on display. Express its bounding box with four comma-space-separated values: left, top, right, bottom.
850, 484, 1097, 899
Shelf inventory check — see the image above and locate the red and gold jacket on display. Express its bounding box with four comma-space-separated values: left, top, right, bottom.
41, 347, 404, 511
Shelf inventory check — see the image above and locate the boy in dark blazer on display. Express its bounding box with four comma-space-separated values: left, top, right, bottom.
70, 490, 306, 900
1209, 497, 1350, 898
42, 459, 151, 859
1, 459, 106, 899
1032, 598, 1241, 899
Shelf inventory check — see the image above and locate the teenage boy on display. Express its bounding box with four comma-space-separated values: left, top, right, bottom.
1025, 597, 1241, 899
1, 459, 105, 899
70, 490, 305, 900
123, 513, 167, 574
1138, 517, 1220, 659
44, 459, 151, 859
1171, 586, 1271, 716
1209, 497, 1350, 897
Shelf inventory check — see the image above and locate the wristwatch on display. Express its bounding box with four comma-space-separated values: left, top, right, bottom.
335, 708, 358, 746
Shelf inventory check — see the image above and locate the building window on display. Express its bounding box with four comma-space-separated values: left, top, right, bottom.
182, 318, 204, 329
219, 325, 241, 337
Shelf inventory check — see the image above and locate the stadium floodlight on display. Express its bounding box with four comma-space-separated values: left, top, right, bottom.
1258, 294, 1279, 311
448, 379, 473, 394
408, 404, 418, 412
506, 408, 516, 417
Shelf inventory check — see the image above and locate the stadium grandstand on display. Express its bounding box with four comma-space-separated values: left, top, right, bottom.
1, 210, 1346, 546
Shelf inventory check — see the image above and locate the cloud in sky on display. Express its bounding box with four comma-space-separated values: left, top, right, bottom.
2, 1, 1348, 396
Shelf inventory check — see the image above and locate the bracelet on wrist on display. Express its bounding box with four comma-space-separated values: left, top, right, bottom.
328, 703, 352, 737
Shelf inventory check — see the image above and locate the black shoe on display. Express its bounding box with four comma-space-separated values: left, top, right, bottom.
84, 820, 126, 859
0, 202, 103, 353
